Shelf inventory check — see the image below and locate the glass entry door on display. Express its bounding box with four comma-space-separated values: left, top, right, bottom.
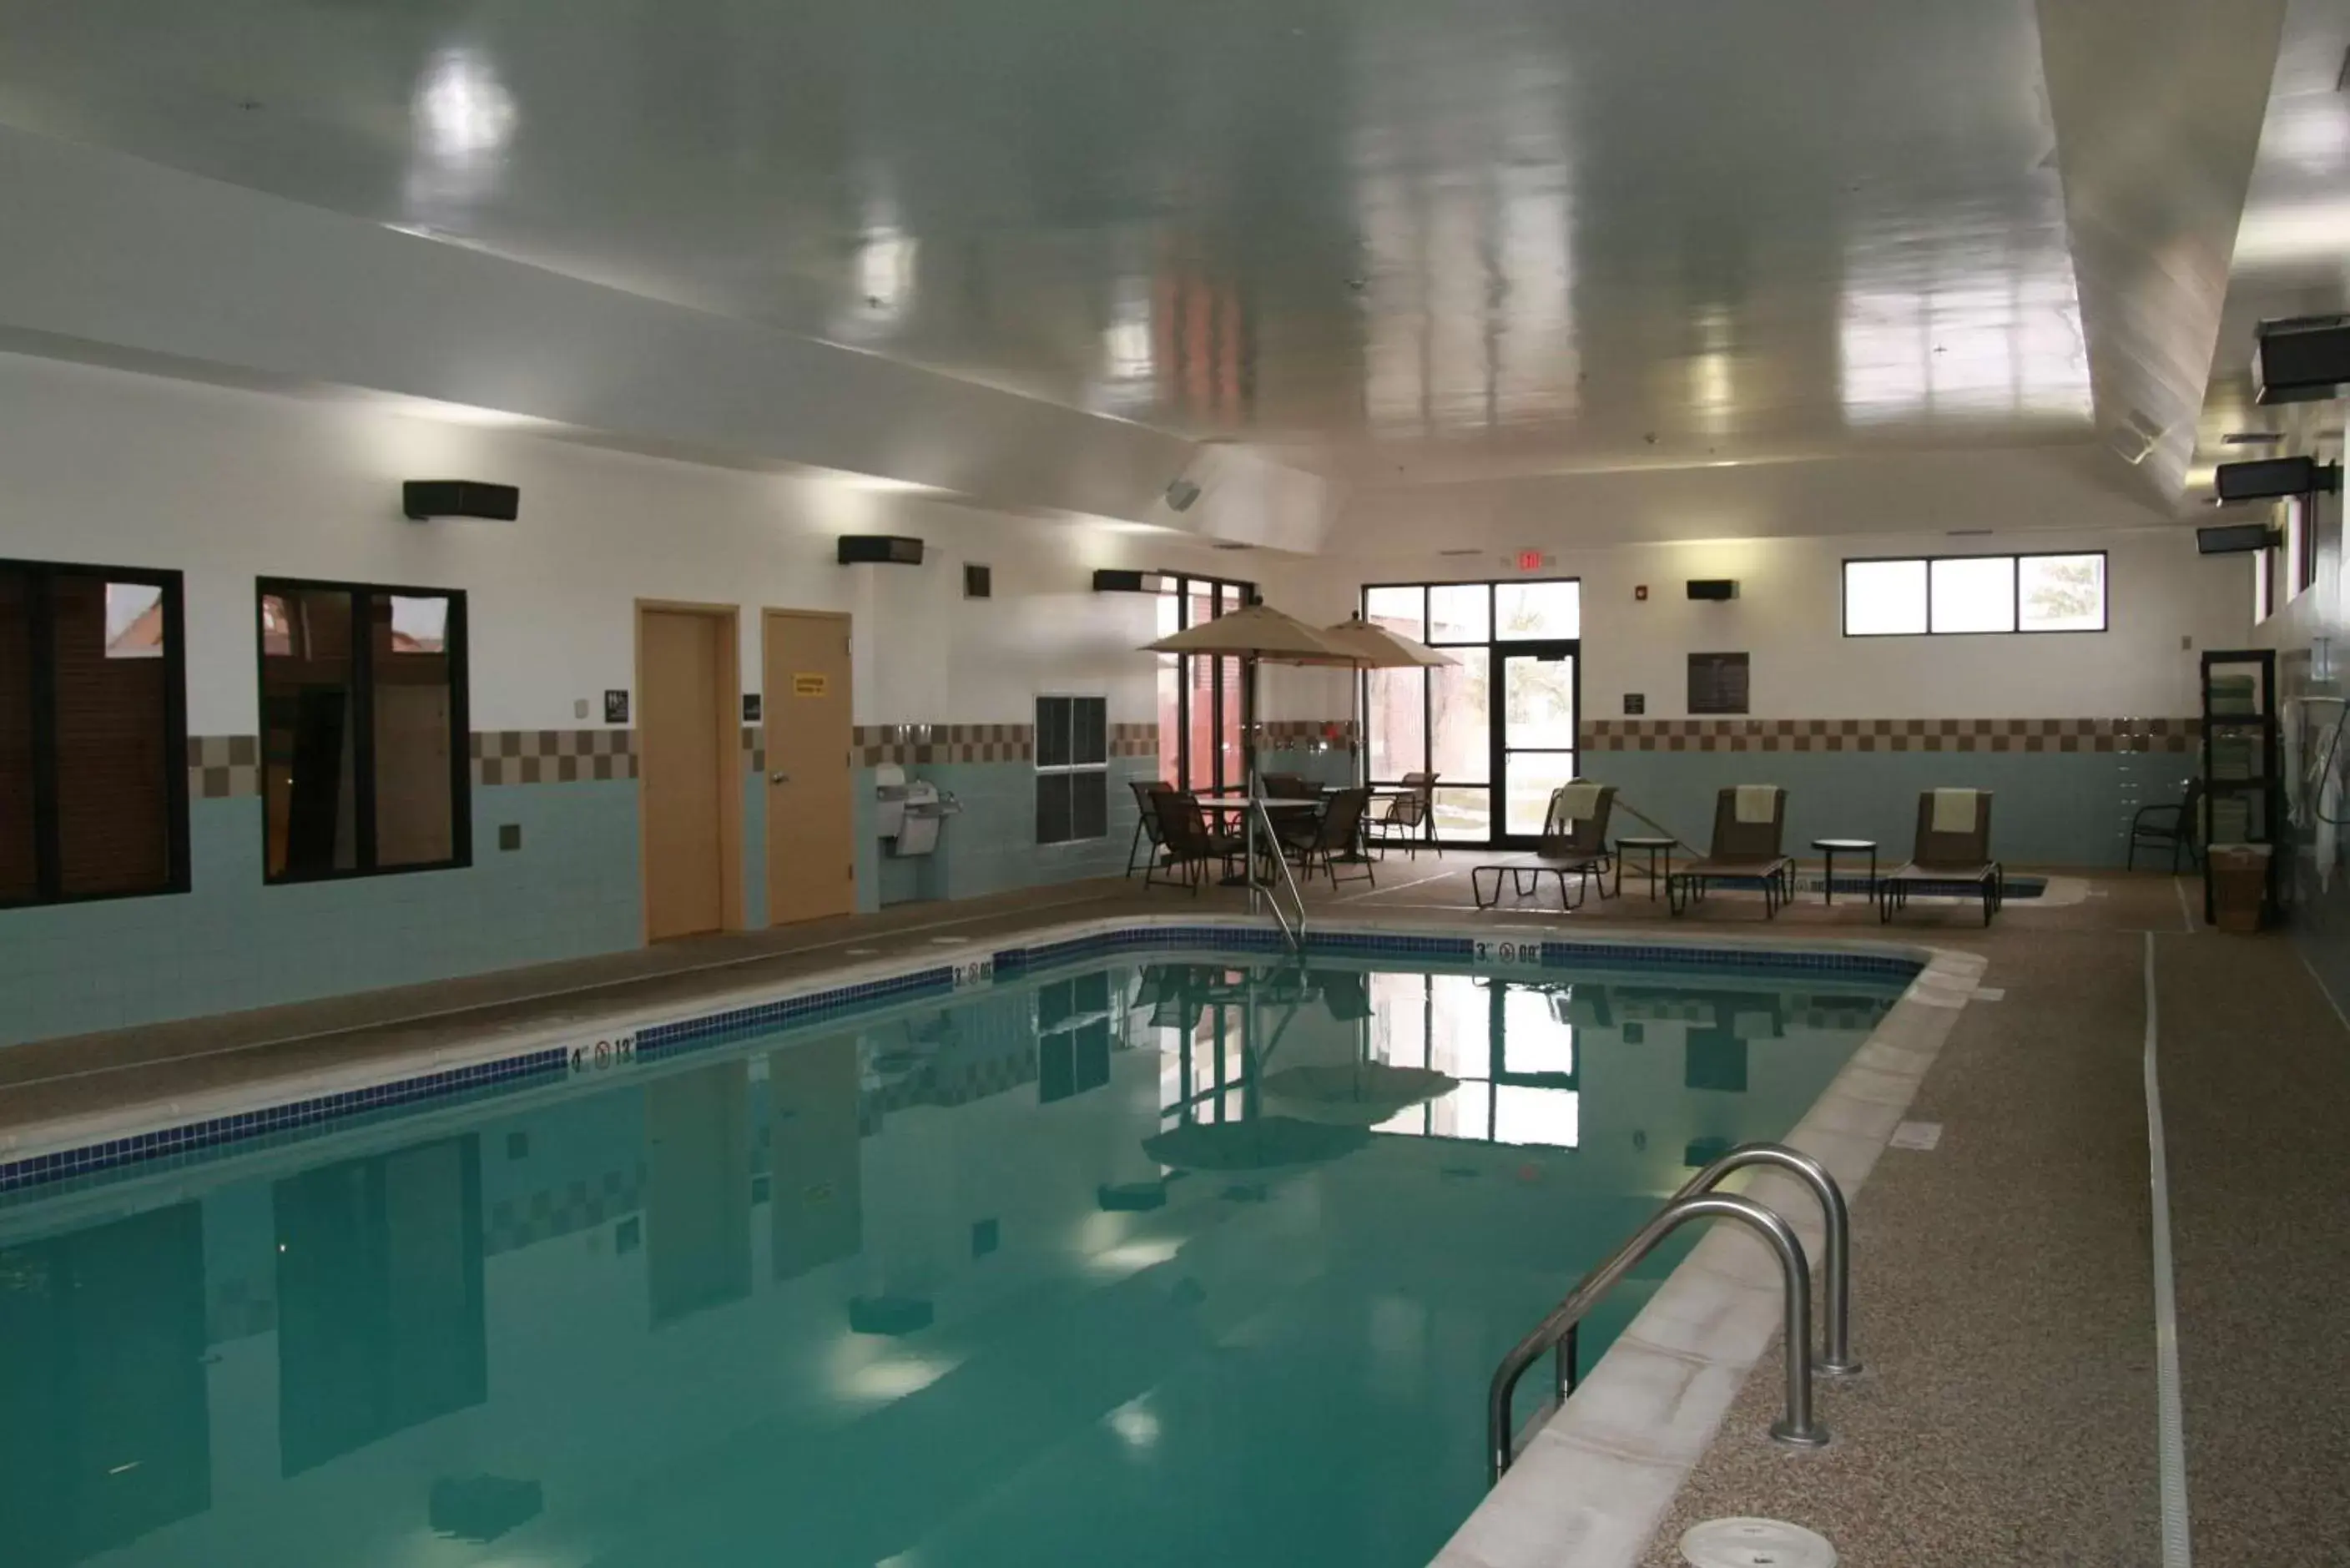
1498, 643, 1579, 842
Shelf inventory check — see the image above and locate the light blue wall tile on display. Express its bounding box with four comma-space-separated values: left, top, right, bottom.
1, 784, 642, 1047
1582, 750, 2180, 867
739, 769, 769, 930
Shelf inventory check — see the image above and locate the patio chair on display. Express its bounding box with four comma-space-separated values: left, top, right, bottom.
1879, 789, 2003, 926
1260, 772, 1319, 799
1366, 771, 1438, 859
1472, 783, 1618, 910
1278, 786, 1375, 889
2128, 778, 2202, 873
1144, 789, 1243, 895
1667, 787, 1795, 919
1125, 778, 1173, 877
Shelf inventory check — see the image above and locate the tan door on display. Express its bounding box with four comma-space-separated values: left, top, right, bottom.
763, 609, 855, 924
638, 606, 734, 941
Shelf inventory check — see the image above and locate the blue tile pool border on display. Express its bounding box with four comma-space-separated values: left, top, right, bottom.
0, 920, 1925, 1200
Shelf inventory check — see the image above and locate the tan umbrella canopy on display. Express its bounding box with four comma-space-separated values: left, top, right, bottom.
1142, 602, 1359, 663
1260, 1061, 1459, 1126
1319, 616, 1456, 669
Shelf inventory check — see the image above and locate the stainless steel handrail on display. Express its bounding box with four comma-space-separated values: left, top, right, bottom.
1487, 1192, 1827, 1481
1674, 1142, 1858, 1377
1248, 798, 1308, 953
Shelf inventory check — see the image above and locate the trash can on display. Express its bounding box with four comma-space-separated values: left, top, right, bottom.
2208, 844, 2271, 934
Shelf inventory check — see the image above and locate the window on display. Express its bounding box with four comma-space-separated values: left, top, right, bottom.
1151, 573, 1255, 793
1363, 578, 1582, 845
259, 579, 469, 882
0, 559, 189, 906
1036, 694, 1108, 845
1841, 552, 2105, 636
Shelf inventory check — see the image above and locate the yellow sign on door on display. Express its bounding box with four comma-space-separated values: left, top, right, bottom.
792, 673, 829, 698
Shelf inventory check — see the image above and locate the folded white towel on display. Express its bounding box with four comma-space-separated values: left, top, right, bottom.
1931, 788, 1979, 834
1733, 785, 1778, 824
1555, 781, 1601, 824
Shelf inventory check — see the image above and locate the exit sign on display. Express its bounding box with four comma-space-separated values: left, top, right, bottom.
1515, 549, 1546, 572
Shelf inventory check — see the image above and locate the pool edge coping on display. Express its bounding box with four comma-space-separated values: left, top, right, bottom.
0, 911, 1928, 1183
1429, 939, 1985, 1568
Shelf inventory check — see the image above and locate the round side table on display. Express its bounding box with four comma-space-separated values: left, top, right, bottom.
1616, 836, 1677, 900
1811, 838, 1878, 906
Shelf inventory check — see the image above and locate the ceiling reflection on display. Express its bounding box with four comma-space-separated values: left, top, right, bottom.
0, 0, 2115, 476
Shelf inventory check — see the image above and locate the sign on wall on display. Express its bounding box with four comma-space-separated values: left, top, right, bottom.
1687, 653, 1750, 715
792, 673, 830, 698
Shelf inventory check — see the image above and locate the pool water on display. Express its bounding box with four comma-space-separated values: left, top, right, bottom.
0, 955, 1904, 1568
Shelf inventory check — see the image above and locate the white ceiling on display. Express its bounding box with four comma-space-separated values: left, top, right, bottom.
0, 0, 2314, 512
2187, 0, 2350, 491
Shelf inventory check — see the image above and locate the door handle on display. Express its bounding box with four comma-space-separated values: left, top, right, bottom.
769, 772, 790, 784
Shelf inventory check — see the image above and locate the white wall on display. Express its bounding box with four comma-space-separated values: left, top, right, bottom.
0, 352, 1237, 733
1255, 520, 2249, 723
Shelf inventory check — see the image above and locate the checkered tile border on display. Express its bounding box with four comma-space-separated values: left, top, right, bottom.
854, 723, 1031, 766
849, 723, 1159, 766
187, 734, 262, 799
472, 729, 638, 785
487, 1167, 644, 1255
189, 731, 644, 794
1259, 718, 1359, 749
1581, 717, 2200, 754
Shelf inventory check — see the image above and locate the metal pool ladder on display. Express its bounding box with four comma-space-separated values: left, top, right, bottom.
1247, 799, 1308, 954
1486, 1142, 1857, 1481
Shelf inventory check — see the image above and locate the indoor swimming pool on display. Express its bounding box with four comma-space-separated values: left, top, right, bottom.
0, 940, 1914, 1568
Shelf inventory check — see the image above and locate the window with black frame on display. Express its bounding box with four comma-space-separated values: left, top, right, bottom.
0, 558, 189, 906
1841, 552, 2106, 636
259, 580, 469, 882
1151, 574, 1254, 794
1035, 694, 1108, 845
1360, 577, 1581, 845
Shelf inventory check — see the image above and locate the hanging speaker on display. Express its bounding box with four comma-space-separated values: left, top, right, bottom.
402, 480, 519, 522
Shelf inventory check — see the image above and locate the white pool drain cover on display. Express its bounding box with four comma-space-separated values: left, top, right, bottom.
1680, 1517, 1836, 1568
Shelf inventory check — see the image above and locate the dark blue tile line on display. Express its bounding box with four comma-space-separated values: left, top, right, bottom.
636, 966, 957, 1059
0, 969, 967, 1200
1539, 940, 1922, 981
1791, 874, 2045, 899
0, 1048, 567, 1197
0, 920, 1922, 1200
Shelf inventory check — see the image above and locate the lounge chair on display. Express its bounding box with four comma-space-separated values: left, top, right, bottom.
1366, 771, 1438, 859
1124, 778, 1173, 877
1143, 789, 1243, 895
1878, 789, 2003, 925
1278, 786, 1375, 888
1667, 787, 1795, 919
1471, 783, 1617, 910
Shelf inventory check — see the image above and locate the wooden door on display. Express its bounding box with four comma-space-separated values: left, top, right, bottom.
762, 609, 854, 924
638, 606, 734, 941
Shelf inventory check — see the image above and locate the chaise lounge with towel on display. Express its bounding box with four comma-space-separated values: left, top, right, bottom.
1470, 782, 1617, 910
1667, 785, 1795, 918
1878, 788, 2003, 925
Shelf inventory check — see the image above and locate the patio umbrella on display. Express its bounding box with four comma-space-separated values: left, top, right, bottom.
1142, 602, 1359, 663
1259, 1061, 1458, 1126
1319, 616, 1455, 669
1142, 1114, 1372, 1172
